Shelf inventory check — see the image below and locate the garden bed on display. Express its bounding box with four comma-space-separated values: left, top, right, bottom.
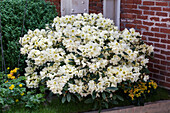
6, 87, 170, 113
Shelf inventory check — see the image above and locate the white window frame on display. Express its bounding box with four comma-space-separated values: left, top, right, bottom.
103, 0, 121, 29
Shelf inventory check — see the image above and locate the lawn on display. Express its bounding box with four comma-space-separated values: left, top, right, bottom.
6, 87, 170, 113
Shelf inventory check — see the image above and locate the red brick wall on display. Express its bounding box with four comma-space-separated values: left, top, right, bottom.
89, 0, 103, 14
46, 0, 61, 16
121, 0, 170, 89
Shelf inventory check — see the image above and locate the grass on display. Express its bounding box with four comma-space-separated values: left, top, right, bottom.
5, 87, 170, 113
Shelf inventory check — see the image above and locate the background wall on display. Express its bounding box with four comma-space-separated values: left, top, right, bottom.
46, 0, 170, 89
120, 0, 170, 89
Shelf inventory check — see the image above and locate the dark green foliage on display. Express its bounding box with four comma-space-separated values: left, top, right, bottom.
0, 0, 58, 72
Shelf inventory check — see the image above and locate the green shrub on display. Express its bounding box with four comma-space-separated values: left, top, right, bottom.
0, 0, 58, 72
0, 68, 45, 112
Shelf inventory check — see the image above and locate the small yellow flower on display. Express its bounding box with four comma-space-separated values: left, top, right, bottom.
5, 80, 8, 83
21, 93, 24, 96
19, 84, 23, 87
148, 90, 150, 93
9, 84, 15, 90
7, 67, 10, 70
7, 74, 12, 78
15, 99, 19, 102
11, 76, 15, 79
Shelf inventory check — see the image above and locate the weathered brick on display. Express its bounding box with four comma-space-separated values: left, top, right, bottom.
154, 43, 166, 49
151, 27, 159, 32
156, 12, 168, 17
143, 21, 154, 26
143, 1, 154, 5
160, 28, 170, 34
155, 33, 166, 38
137, 15, 148, 19
155, 23, 167, 27
156, 2, 168, 6
161, 18, 170, 22
154, 64, 166, 70
150, 17, 159, 21
139, 6, 150, 10
151, 7, 162, 11
148, 37, 159, 42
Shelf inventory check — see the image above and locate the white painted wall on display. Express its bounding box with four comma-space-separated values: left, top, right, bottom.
61, 0, 89, 16
103, 0, 121, 29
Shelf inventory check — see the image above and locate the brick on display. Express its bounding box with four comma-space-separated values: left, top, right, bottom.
139, 6, 150, 10
148, 37, 159, 42
168, 35, 170, 39
152, 74, 165, 81
156, 2, 168, 6
151, 7, 162, 11
150, 17, 159, 21
123, 4, 137, 9
160, 71, 170, 76
168, 45, 170, 49
126, 24, 136, 28
143, 21, 154, 26
143, 32, 154, 36
159, 81, 170, 88
134, 20, 142, 24
143, 1, 154, 5
155, 23, 167, 27
161, 60, 170, 66
144, 11, 155, 15
154, 48, 160, 53
142, 36, 147, 41
121, 13, 136, 19
166, 77, 170, 82
161, 39, 170, 44
150, 58, 160, 64
161, 50, 170, 55
163, 7, 170, 12
137, 15, 148, 19
154, 64, 166, 70
161, 18, 170, 22
160, 28, 170, 34
137, 25, 149, 30
155, 33, 166, 38
156, 12, 168, 17
151, 27, 159, 32
154, 43, 166, 49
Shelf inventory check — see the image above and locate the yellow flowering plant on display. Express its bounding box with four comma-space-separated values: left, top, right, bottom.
120, 79, 158, 106
0, 68, 45, 111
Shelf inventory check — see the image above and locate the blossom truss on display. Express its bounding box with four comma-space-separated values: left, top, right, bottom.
20, 13, 154, 97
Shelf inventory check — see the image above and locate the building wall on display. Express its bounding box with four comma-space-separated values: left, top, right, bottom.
46, 0, 103, 16
47, 0, 170, 89
121, 0, 170, 89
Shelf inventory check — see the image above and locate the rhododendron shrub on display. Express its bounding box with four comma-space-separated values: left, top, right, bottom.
20, 13, 154, 107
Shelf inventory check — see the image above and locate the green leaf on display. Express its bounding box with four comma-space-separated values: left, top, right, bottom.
92, 91, 96, 100
67, 93, 71, 102
98, 54, 104, 58
106, 87, 118, 91
102, 92, 106, 100
62, 96, 66, 103
76, 36, 81, 38
103, 102, 108, 109
84, 98, 93, 104
112, 100, 118, 105
116, 95, 124, 101
112, 95, 117, 100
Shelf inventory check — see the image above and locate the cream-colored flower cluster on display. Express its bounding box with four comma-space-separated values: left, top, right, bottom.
20, 13, 154, 97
